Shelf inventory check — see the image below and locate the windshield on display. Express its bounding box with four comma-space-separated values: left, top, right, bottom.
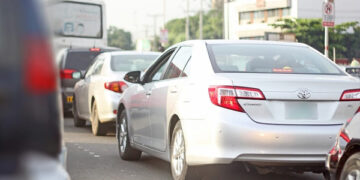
64, 51, 102, 71
208, 44, 343, 75
111, 54, 158, 72
50, 2, 102, 38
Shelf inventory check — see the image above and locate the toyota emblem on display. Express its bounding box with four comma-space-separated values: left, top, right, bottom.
297, 89, 311, 100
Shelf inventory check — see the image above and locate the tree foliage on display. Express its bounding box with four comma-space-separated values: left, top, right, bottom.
271, 19, 360, 59
165, 9, 223, 47
107, 26, 133, 50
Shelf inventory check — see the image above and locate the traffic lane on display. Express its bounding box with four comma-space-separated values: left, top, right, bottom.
63, 118, 323, 180
64, 118, 172, 180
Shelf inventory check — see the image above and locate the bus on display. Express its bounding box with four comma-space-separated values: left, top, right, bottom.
47, 0, 107, 52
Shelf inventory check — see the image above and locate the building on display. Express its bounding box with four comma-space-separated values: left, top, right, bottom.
224, 0, 360, 40
212, 0, 224, 9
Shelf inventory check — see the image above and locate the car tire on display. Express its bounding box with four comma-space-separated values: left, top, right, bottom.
340, 152, 360, 180
170, 121, 200, 180
73, 97, 86, 127
90, 101, 107, 136
117, 110, 142, 160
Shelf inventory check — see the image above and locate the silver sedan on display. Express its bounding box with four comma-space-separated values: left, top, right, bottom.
72, 51, 160, 136
117, 40, 360, 179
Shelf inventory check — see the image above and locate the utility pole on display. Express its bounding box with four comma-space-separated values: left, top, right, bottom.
199, 0, 203, 39
185, 0, 190, 40
224, 0, 231, 39
149, 14, 162, 51
163, 0, 166, 29
325, 24, 329, 57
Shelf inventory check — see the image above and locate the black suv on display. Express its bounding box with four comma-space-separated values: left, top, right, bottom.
58, 48, 116, 114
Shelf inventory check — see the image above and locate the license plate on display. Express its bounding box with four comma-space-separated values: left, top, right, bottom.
67, 96, 73, 103
285, 102, 318, 120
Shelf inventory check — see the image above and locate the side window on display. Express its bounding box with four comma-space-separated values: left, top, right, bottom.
93, 58, 104, 75
163, 46, 192, 80
180, 58, 192, 77
146, 49, 176, 83
85, 59, 99, 78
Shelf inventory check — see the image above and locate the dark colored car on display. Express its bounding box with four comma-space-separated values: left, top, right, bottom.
344, 66, 360, 78
326, 113, 360, 180
58, 48, 115, 114
0, 0, 64, 177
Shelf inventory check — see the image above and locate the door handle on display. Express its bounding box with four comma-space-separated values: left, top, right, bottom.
170, 87, 178, 94
146, 91, 152, 96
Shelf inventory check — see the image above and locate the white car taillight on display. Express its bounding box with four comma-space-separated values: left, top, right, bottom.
104, 81, 128, 93
235, 87, 265, 100
208, 86, 265, 112
340, 89, 360, 101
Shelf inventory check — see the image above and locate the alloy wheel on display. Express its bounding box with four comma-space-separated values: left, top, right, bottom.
119, 116, 127, 153
346, 169, 360, 180
171, 129, 185, 176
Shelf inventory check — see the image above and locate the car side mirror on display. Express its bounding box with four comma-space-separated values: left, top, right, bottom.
72, 71, 84, 79
124, 71, 141, 84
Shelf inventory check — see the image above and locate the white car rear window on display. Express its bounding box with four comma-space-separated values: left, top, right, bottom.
208, 44, 343, 75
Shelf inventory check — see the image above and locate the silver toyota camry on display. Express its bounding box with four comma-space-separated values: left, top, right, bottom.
117, 40, 360, 179
72, 51, 160, 136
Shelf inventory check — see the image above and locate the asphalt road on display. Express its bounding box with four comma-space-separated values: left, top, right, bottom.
63, 118, 325, 180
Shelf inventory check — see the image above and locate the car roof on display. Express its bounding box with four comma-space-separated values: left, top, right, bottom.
64, 48, 119, 53
174, 40, 308, 48
107, 51, 161, 56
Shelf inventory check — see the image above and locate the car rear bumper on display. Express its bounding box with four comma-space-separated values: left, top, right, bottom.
181, 106, 342, 169
97, 90, 122, 123
61, 88, 74, 112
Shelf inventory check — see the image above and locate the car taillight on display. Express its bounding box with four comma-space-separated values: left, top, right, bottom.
90, 48, 101, 52
208, 86, 265, 112
24, 38, 57, 94
340, 89, 360, 101
104, 81, 128, 93
340, 131, 350, 143
60, 69, 76, 79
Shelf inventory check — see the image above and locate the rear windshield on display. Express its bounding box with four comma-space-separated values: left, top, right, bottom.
111, 54, 158, 72
64, 51, 102, 71
208, 44, 343, 75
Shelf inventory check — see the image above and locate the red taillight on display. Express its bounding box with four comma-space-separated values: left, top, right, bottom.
24, 37, 57, 94
340, 131, 350, 143
90, 48, 101, 52
60, 69, 76, 79
104, 81, 128, 93
340, 89, 360, 101
208, 86, 265, 112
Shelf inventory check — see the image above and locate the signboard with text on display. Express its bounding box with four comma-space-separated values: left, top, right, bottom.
160, 29, 169, 44
322, 1, 335, 27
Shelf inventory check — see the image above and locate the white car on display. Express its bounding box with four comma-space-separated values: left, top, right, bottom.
72, 51, 160, 136
117, 40, 360, 179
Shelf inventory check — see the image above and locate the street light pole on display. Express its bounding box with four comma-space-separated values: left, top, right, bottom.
199, 0, 203, 39
185, 0, 190, 40
163, 0, 166, 29
324, 0, 329, 57
224, 0, 231, 40
325, 26, 329, 57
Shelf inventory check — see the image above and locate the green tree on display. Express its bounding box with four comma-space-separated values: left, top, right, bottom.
107, 26, 133, 50
271, 18, 359, 59
165, 9, 223, 47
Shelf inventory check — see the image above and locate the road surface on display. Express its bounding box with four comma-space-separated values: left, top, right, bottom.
63, 118, 324, 180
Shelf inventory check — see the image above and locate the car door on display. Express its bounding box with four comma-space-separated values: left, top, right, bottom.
130, 49, 176, 148
147, 46, 192, 151
77, 58, 99, 119
87, 56, 105, 112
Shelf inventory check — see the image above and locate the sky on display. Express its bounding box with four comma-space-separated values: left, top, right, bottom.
104, 0, 212, 41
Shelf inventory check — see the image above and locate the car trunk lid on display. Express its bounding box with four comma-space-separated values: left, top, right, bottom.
219, 73, 360, 125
